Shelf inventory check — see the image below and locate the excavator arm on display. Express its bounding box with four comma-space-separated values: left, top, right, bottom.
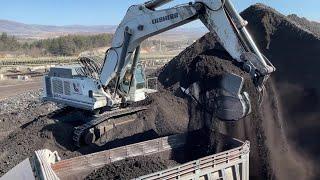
197, 0, 275, 86
43, 0, 275, 121
99, 1, 198, 88
99, 0, 275, 103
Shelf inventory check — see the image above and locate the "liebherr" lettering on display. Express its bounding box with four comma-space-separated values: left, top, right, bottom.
152, 13, 179, 24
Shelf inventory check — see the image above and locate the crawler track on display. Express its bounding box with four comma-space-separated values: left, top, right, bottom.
72, 106, 149, 147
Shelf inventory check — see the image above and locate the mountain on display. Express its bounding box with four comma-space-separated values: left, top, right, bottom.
0, 19, 206, 40
0, 19, 117, 39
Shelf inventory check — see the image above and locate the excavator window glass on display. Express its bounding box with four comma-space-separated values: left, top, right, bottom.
120, 70, 131, 94
123, 71, 131, 86
135, 65, 145, 89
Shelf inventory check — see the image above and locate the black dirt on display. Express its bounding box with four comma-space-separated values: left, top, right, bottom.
242, 4, 320, 178
157, 3, 320, 180
84, 156, 177, 180
158, 33, 277, 179
0, 116, 81, 175
288, 14, 320, 37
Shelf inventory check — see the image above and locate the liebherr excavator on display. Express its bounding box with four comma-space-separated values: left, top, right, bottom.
43, 0, 275, 147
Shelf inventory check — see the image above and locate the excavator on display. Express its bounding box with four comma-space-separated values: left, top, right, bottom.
43, 0, 275, 147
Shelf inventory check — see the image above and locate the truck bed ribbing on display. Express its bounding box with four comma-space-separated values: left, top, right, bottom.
136, 142, 250, 180
32, 132, 250, 180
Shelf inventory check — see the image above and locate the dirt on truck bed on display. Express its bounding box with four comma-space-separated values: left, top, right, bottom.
85, 156, 178, 180
0, 3, 320, 180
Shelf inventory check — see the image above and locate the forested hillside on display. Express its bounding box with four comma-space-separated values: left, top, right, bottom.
0, 32, 113, 56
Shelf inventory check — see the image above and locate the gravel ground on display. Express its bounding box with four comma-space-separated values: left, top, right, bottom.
0, 90, 58, 141
0, 89, 53, 115
0, 90, 67, 175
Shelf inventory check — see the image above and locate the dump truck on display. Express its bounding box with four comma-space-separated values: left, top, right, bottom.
2, 132, 250, 180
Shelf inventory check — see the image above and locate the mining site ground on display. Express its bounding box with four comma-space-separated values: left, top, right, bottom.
0, 78, 42, 100
1, 3, 320, 180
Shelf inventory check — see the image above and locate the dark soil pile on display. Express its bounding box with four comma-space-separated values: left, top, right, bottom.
0, 90, 57, 141
241, 4, 320, 95
288, 14, 320, 36
84, 156, 177, 180
241, 3, 320, 177
156, 3, 320, 180
0, 116, 81, 175
158, 33, 292, 180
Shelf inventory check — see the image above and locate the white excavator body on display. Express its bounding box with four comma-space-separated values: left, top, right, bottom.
43, 62, 151, 110
43, 67, 108, 110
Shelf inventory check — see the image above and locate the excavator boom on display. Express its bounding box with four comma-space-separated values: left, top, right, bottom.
100, 0, 274, 101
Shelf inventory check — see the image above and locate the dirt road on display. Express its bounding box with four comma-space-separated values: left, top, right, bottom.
0, 79, 42, 100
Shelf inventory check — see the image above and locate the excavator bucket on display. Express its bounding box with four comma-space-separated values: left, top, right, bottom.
181, 73, 251, 121
215, 73, 251, 121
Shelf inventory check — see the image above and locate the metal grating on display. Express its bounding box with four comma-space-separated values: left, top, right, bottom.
45, 77, 52, 97
63, 81, 71, 95
52, 79, 63, 95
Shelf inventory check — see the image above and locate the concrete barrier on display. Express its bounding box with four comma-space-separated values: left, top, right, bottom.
17, 75, 31, 81
0, 74, 5, 80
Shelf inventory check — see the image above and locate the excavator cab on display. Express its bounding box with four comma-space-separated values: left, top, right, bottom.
121, 64, 146, 91
120, 63, 148, 102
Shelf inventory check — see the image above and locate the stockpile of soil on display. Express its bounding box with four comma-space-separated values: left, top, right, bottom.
288, 14, 320, 36
241, 4, 320, 95
0, 90, 75, 175
241, 3, 320, 177
85, 156, 177, 180
0, 115, 81, 175
157, 3, 320, 179
158, 33, 282, 179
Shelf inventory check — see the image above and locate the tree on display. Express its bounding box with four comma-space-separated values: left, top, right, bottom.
48, 39, 60, 55
0, 32, 8, 41
0, 32, 20, 51
59, 37, 76, 56
0, 33, 113, 56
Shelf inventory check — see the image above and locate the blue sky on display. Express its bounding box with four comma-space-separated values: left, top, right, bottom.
1, 0, 319, 26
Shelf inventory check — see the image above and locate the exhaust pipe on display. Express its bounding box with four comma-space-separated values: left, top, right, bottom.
145, 0, 173, 9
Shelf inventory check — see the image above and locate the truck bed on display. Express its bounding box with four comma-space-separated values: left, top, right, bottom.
32, 132, 250, 180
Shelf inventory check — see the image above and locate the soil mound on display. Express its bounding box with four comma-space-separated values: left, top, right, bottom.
288, 14, 320, 37
158, 33, 293, 180
0, 116, 81, 175
157, 3, 319, 179
242, 3, 320, 176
